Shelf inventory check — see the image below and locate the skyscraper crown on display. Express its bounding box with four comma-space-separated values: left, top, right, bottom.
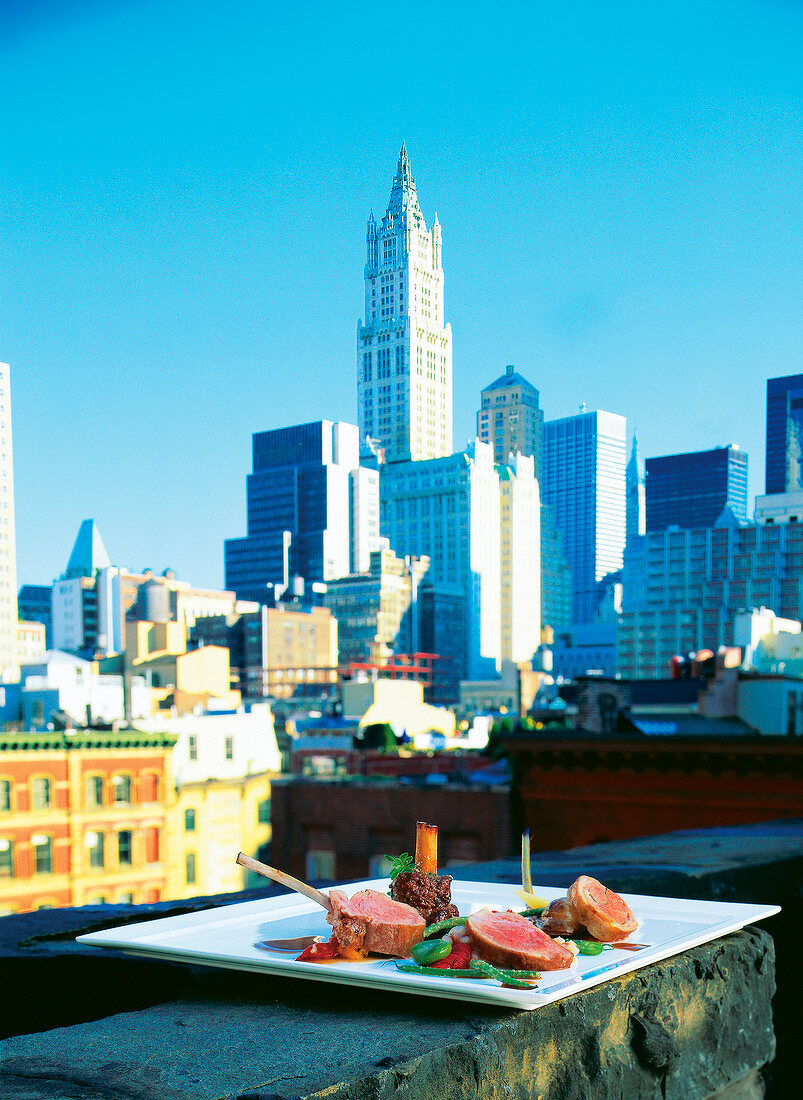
385, 142, 422, 221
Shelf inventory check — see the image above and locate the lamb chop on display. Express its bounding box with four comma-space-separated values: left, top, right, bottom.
389, 821, 459, 925
235, 852, 425, 958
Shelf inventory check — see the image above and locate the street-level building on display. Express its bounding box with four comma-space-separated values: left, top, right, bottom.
0, 726, 176, 914
133, 704, 280, 898
192, 605, 338, 700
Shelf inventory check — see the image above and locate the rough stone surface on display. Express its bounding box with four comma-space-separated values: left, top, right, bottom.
0, 928, 775, 1100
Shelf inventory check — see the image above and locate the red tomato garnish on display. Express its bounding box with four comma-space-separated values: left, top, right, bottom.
295, 940, 340, 962
429, 941, 472, 969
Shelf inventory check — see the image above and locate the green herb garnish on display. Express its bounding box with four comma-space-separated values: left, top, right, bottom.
385, 852, 415, 880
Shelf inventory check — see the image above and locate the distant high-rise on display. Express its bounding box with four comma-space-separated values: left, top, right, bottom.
477, 365, 544, 479
766, 373, 803, 494
380, 442, 540, 679
543, 409, 627, 624
625, 431, 646, 544
0, 363, 18, 680
618, 518, 803, 678
645, 445, 748, 532
357, 144, 452, 463
224, 421, 379, 604
476, 364, 570, 631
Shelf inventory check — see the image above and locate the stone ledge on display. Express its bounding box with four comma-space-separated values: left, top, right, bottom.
0, 928, 775, 1100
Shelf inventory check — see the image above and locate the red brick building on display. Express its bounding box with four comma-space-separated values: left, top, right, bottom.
502, 733, 803, 852
270, 775, 511, 882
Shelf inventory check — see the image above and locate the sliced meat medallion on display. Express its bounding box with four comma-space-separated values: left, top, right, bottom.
540, 896, 586, 938
466, 909, 575, 971
566, 876, 638, 942
327, 889, 425, 957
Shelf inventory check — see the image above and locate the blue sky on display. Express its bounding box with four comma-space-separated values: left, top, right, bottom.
2, 0, 801, 588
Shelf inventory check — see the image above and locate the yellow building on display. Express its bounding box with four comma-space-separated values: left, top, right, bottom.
124, 619, 241, 713
342, 678, 455, 739
168, 771, 272, 899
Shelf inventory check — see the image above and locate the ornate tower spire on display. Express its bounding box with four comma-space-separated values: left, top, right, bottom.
356, 146, 453, 462
626, 430, 646, 543
386, 142, 422, 222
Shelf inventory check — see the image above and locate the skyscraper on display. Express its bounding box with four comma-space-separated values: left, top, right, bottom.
0, 363, 18, 680
766, 373, 803, 494
625, 431, 645, 545
224, 421, 379, 603
543, 409, 627, 624
645, 445, 748, 532
475, 363, 571, 631
357, 144, 452, 463
477, 364, 544, 479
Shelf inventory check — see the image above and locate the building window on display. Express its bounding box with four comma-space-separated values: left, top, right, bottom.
32, 777, 51, 810
184, 808, 196, 832
118, 892, 134, 904
112, 775, 132, 805
188, 735, 198, 761
0, 779, 10, 812
118, 830, 133, 866
0, 838, 13, 877
32, 834, 52, 874
257, 798, 270, 825
225, 736, 234, 760
86, 831, 105, 869
85, 775, 103, 808
145, 827, 160, 863
142, 772, 159, 802
185, 852, 197, 885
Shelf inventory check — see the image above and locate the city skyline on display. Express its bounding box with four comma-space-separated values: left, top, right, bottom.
2, 0, 801, 590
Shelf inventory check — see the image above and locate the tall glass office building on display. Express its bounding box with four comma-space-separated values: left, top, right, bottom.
766, 374, 803, 494
645, 445, 748, 532
542, 409, 627, 624
224, 421, 378, 604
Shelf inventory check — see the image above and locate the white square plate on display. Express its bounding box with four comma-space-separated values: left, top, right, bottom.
77, 880, 780, 1010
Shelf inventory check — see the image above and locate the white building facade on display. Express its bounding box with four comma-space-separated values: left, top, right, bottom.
357, 144, 453, 463
0, 363, 18, 681
380, 441, 540, 680
499, 454, 541, 664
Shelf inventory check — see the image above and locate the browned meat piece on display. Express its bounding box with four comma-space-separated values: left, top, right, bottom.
466, 909, 575, 971
326, 889, 426, 956
566, 875, 638, 942
390, 869, 459, 925
540, 896, 586, 938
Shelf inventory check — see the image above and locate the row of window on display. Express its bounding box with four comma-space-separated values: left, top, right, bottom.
0, 828, 151, 876
0, 773, 161, 812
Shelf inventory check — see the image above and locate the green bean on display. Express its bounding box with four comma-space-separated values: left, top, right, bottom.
470, 960, 534, 989
423, 916, 467, 938
574, 940, 605, 955
394, 962, 488, 978
410, 938, 452, 965
519, 907, 546, 918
